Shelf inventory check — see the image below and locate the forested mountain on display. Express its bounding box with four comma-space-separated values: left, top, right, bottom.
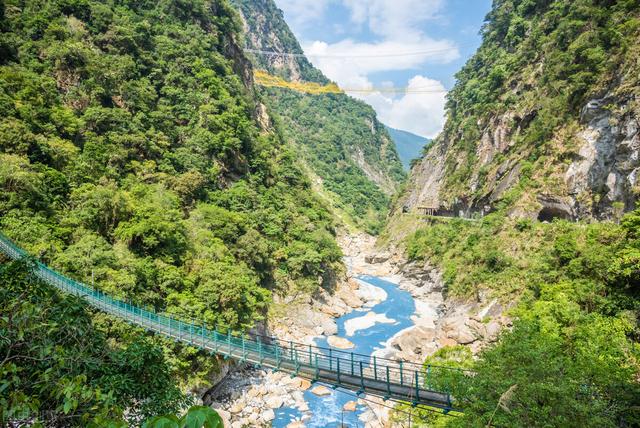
400, 0, 640, 221
232, 0, 405, 233
0, 0, 343, 423
385, 125, 431, 171
387, 1, 640, 426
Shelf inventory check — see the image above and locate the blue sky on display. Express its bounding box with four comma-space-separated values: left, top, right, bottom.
273, 0, 492, 138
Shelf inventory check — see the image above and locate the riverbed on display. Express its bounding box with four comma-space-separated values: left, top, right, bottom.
272, 275, 420, 428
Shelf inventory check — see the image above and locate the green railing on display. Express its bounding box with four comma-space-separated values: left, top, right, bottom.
0, 232, 472, 410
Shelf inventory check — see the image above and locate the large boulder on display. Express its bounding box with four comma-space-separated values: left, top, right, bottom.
336, 286, 364, 309
311, 385, 332, 396
441, 314, 478, 345
343, 401, 357, 412
262, 409, 275, 423
327, 335, 355, 349
266, 395, 283, 409
391, 326, 436, 355
320, 318, 338, 336
364, 253, 390, 264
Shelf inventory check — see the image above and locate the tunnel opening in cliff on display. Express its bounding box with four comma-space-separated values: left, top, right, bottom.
537, 206, 572, 222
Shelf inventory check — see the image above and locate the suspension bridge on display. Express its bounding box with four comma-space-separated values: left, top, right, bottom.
0, 232, 470, 413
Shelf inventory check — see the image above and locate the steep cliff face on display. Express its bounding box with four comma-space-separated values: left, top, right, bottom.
400, 0, 640, 222
232, 0, 324, 83
231, 0, 405, 233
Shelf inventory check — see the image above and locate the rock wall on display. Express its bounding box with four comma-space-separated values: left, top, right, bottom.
566, 95, 640, 219
400, 95, 639, 222
396, 2, 640, 223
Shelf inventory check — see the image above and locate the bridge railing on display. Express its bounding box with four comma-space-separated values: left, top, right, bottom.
0, 232, 473, 408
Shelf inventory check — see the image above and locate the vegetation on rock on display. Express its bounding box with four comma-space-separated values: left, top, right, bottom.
0, 259, 190, 426
410, 0, 640, 215
232, 0, 406, 233
404, 206, 640, 426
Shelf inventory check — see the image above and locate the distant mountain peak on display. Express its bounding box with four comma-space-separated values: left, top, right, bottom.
384, 125, 431, 171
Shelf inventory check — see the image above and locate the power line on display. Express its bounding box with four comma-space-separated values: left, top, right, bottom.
342, 88, 447, 94
244, 44, 463, 59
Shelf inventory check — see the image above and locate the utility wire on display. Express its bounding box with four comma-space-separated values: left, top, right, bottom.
244, 44, 466, 59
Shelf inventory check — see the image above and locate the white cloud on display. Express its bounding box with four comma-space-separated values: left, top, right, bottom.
274, 0, 453, 138
357, 75, 447, 138
305, 38, 458, 79
274, 0, 332, 29
342, 0, 445, 39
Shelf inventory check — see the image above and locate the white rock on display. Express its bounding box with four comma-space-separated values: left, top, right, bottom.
247, 412, 259, 423
413, 300, 439, 320
327, 335, 355, 350
298, 402, 309, 412
229, 403, 243, 414
215, 409, 230, 428
343, 400, 357, 412
310, 385, 331, 396
266, 395, 283, 409
292, 377, 312, 390
262, 409, 275, 422
355, 280, 387, 307
344, 311, 395, 336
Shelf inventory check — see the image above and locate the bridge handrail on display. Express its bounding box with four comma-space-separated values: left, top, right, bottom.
0, 231, 472, 408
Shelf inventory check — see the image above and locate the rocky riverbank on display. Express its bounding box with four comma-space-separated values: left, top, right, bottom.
358, 235, 512, 358
204, 231, 510, 427
204, 232, 398, 427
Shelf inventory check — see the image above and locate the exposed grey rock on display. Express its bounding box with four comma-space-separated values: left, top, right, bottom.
391, 326, 436, 355
537, 195, 574, 221
364, 253, 391, 264
565, 96, 639, 218
490, 163, 522, 202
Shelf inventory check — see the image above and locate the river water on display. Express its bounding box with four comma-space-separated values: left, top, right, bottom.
273, 275, 418, 427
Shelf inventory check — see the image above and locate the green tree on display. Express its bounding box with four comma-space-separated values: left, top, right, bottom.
0, 259, 189, 426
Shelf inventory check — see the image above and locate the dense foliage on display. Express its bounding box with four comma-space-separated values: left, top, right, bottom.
262, 88, 405, 233
142, 406, 223, 428
0, 0, 342, 325
406, 208, 640, 426
392, 1, 640, 425
434, 0, 640, 206
0, 259, 189, 426
0, 0, 343, 392
233, 0, 406, 234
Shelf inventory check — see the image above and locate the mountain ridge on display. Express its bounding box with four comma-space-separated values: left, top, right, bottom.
232, 0, 406, 233
385, 125, 431, 171
397, 0, 640, 221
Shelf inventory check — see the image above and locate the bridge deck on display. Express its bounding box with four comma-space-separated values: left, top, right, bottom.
0, 232, 469, 411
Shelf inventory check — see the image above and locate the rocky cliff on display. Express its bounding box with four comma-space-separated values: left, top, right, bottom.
398, 0, 640, 222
